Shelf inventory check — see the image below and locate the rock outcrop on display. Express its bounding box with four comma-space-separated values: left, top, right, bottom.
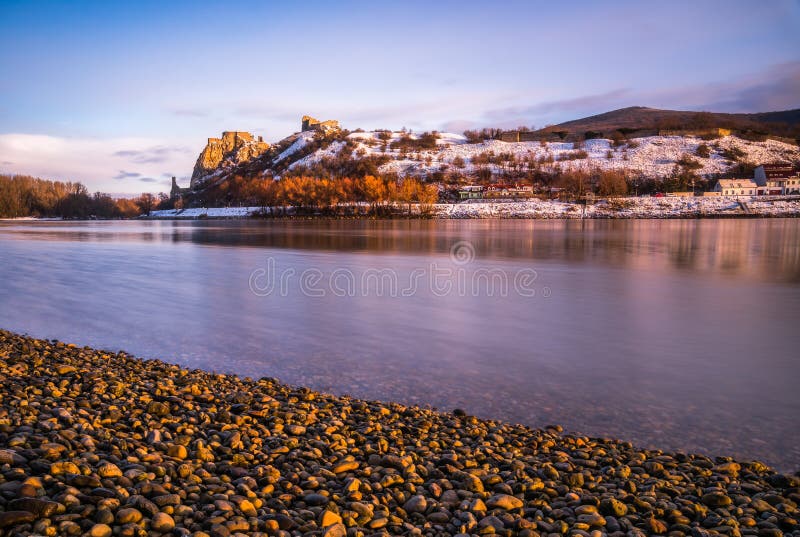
190, 131, 270, 187
301, 115, 340, 133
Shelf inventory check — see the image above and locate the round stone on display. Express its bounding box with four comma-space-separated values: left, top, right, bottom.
89, 523, 112, 537
151, 512, 175, 532
116, 507, 143, 524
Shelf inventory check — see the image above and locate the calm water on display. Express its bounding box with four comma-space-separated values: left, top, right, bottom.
0, 219, 798, 471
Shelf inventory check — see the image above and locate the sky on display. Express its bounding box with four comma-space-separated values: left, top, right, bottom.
1, 0, 799, 193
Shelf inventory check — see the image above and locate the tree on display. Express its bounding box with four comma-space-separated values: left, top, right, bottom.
136, 193, 155, 216
363, 175, 388, 213
597, 171, 628, 197
418, 183, 439, 215
557, 171, 589, 199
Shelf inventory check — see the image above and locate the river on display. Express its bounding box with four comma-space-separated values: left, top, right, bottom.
1, 219, 798, 470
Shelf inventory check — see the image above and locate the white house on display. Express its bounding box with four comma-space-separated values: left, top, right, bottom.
713, 179, 757, 197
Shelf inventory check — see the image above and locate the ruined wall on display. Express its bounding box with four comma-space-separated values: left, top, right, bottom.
301, 115, 340, 132
190, 131, 270, 187
499, 131, 542, 143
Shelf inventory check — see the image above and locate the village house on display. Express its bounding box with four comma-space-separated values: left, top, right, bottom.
484, 184, 534, 198
713, 179, 758, 197
458, 185, 484, 200
753, 164, 800, 195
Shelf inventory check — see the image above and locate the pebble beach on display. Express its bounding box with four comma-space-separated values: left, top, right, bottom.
1, 330, 798, 537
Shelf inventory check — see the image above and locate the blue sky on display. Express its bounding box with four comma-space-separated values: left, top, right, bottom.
1, 0, 799, 193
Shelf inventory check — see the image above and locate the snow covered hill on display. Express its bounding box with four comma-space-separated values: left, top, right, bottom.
186, 118, 800, 191
284, 130, 800, 180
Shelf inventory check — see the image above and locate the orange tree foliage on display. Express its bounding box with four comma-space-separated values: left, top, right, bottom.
193, 174, 441, 216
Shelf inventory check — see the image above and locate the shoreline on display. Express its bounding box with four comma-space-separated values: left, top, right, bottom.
4, 196, 800, 221
144, 195, 800, 220
1, 329, 798, 536
141, 213, 799, 221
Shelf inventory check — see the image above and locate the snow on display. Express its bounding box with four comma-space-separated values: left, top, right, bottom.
274, 131, 315, 163
312, 132, 800, 180
282, 140, 347, 175
195, 128, 799, 188
146, 197, 800, 219
437, 196, 800, 219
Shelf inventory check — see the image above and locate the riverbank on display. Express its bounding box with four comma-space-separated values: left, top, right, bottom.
0, 330, 798, 537
146, 196, 800, 220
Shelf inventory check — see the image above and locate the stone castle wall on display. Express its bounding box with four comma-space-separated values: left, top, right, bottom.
190, 131, 270, 187
302, 115, 340, 132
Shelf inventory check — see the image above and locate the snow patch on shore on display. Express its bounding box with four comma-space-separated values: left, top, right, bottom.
148, 197, 800, 219
440, 197, 800, 218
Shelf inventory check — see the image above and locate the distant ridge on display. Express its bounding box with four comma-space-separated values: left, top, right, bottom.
533, 106, 800, 140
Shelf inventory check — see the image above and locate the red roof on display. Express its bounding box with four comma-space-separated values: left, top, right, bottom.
760, 163, 798, 179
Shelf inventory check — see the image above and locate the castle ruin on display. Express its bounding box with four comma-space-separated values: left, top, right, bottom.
301, 115, 340, 133
190, 131, 270, 187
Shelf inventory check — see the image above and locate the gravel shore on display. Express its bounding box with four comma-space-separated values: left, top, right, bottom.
1, 330, 798, 537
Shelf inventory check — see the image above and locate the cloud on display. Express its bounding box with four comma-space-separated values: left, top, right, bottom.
487, 89, 633, 121
113, 170, 141, 180
699, 61, 800, 113
0, 134, 197, 193
439, 119, 476, 133
474, 63, 800, 128
480, 89, 633, 128
233, 106, 299, 122
112, 145, 191, 164
171, 108, 209, 117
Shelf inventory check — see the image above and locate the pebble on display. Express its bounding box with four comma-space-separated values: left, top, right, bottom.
115, 507, 143, 524
89, 523, 113, 537
487, 493, 524, 510
0, 511, 36, 528
404, 495, 428, 514
319, 510, 343, 527
151, 512, 176, 532
0, 330, 797, 537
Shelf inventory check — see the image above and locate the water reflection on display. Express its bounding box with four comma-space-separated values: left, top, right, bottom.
2, 219, 798, 282
0, 219, 798, 470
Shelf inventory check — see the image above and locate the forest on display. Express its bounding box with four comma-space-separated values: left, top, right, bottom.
0, 175, 153, 219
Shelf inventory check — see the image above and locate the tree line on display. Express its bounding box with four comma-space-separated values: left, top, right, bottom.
184, 175, 439, 216
0, 174, 155, 218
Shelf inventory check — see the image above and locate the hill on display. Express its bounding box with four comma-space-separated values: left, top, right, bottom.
533, 106, 800, 141
175, 112, 800, 208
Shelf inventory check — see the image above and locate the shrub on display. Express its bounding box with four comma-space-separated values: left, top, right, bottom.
695, 143, 711, 158
390, 131, 440, 151
677, 154, 702, 170
559, 150, 588, 161
720, 145, 746, 162
463, 128, 502, 143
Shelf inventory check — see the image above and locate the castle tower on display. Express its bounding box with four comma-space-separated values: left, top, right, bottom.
170, 177, 181, 200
